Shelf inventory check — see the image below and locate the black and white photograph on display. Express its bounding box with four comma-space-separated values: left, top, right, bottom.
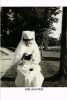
0, 7, 67, 87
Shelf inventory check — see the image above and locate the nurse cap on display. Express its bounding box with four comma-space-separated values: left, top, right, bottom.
22, 31, 35, 40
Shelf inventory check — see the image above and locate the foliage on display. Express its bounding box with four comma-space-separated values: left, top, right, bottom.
1, 7, 61, 47
48, 37, 60, 46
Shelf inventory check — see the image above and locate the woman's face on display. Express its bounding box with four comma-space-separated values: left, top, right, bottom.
23, 38, 34, 46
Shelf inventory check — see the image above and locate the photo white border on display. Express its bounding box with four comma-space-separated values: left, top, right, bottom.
1, 0, 67, 7
1, 88, 67, 100
0, 0, 67, 100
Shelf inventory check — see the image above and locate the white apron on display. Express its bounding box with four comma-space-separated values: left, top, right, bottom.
15, 62, 44, 87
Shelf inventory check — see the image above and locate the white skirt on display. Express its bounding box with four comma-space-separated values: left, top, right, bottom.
15, 62, 44, 87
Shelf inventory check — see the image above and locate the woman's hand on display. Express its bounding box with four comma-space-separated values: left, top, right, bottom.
23, 53, 32, 60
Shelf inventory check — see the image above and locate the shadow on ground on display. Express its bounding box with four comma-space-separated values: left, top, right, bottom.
42, 74, 67, 87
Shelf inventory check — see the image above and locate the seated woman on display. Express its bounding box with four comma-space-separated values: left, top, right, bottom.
12, 31, 44, 87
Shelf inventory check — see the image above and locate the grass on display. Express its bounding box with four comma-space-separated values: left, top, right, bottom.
42, 50, 60, 58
